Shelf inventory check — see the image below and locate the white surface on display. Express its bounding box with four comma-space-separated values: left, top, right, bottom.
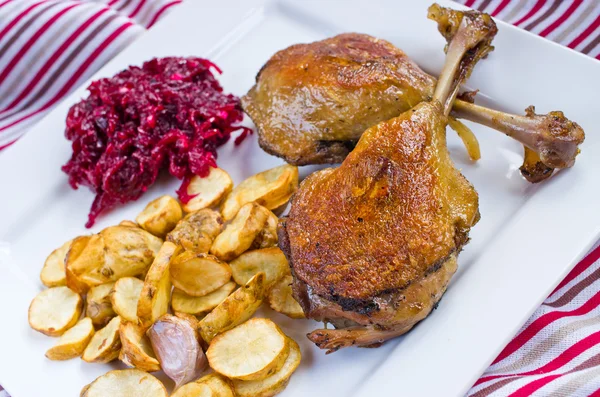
0, 0, 599, 396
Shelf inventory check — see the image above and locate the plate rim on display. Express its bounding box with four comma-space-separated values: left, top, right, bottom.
1, 1, 600, 396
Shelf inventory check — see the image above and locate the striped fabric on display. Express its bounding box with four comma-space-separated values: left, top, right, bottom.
467, 244, 600, 396
459, 0, 600, 59
0, 1, 599, 397
455, 2, 600, 395
0, 0, 181, 150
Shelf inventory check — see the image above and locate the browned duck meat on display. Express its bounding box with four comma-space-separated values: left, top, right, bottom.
279, 4, 495, 353
242, 32, 433, 165
243, 19, 584, 182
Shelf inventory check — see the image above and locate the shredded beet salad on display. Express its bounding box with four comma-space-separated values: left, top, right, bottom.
62, 57, 251, 228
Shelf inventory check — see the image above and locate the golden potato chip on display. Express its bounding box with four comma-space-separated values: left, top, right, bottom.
171, 382, 213, 397
251, 210, 278, 249
28, 286, 82, 336
86, 282, 116, 327
170, 251, 231, 297
119, 220, 138, 228
119, 321, 160, 372
80, 369, 167, 397
82, 316, 121, 363
182, 167, 233, 213
210, 203, 270, 261
207, 318, 289, 381
268, 275, 305, 319
230, 247, 289, 288
110, 277, 144, 323
138, 241, 179, 328
45, 317, 95, 360
220, 164, 298, 221
66, 226, 162, 294
171, 282, 236, 315
232, 337, 301, 397
167, 209, 223, 253
198, 373, 234, 397
136, 195, 183, 238
40, 239, 73, 287
199, 272, 266, 343
64, 235, 93, 294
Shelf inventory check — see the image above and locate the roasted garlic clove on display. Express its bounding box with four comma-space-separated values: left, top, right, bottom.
147, 314, 207, 389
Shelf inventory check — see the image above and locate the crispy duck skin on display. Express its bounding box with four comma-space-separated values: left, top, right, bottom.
279, 4, 496, 353
242, 33, 434, 165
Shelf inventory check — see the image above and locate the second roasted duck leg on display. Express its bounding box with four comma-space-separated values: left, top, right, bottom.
279, 5, 496, 353
243, 28, 584, 181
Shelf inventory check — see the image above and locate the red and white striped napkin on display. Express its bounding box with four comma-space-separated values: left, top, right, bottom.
469, 243, 600, 396
0, 0, 181, 150
1, 1, 599, 396
462, 0, 600, 59
454, 3, 600, 396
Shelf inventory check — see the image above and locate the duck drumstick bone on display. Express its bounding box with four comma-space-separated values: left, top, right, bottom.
429, 3, 496, 114
452, 100, 585, 182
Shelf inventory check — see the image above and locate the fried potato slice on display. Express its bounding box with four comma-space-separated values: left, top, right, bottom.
210, 203, 270, 261
220, 164, 299, 221
110, 277, 144, 323
138, 241, 179, 328
119, 220, 138, 228
268, 275, 305, 319
182, 167, 234, 213
45, 317, 95, 360
80, 369, 167, 397
28, 286, 82, 336
148, 314, 207, 389
251, 210, 278, 249
199, 272, 266, 343
207, 318, 289, 381
64, 235, 93, 293
232, 337, 301, 397
82, 316, 122, 363
170, 251, 231, 297
172, 376, 234, 397
86, 282, 116, 327
66, 226, 163, 294
230, 247, 289, 288
171, 382, 213, 397
136, 195, 183, 238
198, 373, 235, 397
40, 239, 73, 287
119, 321, 160, 372
171, 281, 236, 315
168, 209, 223, 253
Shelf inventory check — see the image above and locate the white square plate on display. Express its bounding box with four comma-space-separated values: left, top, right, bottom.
0, 1, 599, 396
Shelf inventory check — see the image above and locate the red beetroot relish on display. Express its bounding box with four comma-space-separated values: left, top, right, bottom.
62, 57, 251, 228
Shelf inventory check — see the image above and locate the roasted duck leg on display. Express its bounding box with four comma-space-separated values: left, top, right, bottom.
242, 32, 433, 165
243, 30, 584, 181
279, 4, 496, 353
